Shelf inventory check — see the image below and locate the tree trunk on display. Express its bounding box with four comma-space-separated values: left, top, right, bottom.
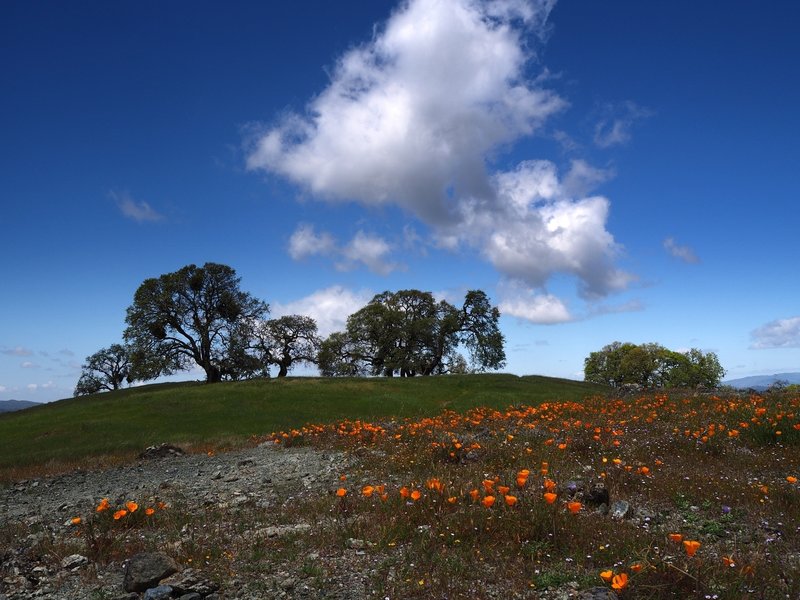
278, 363, 288, 377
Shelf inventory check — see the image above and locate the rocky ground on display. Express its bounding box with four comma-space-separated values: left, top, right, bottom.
1, 444, 619, 600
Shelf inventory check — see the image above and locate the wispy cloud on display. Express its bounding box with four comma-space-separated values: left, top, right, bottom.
751, 316, 800, 349
1, 346, 33, 357
663, 237, 700, 264
272, 286, 374, 337
288, 225, 401, 275
593, 101, 652, 148
112, 190, 165, 223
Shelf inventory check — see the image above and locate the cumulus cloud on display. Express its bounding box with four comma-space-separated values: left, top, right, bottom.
272, 286, 374, 337
499, 290, 572, 324
247, 0, 564, 224
20, 361, 39, 369
593, 101, 652, 148
26, 381, 55, 392
663, 237, 700, 264
751, 316, 800, 349
248, 0, 632, 316
288, 225, 400, 275
112, 190, 165, 223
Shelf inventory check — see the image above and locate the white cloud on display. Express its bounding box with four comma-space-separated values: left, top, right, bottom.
26, 381, 55, 392
248, 0, 631, 307
20, 361, 39, 369
2, 346, 33, 356
0, 385, 6, 393
112, 190, 165, 223
500, 290, 572, 324
663, 237, 700, 264
288, 224, 336, 260
288, 225, 400, 275
272, 286, 374, 337
593, 101, 652, 148
751, 316, 800, 349
247, 0, 564, 224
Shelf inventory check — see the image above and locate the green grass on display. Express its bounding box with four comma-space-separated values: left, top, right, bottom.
0, 373, 607, 477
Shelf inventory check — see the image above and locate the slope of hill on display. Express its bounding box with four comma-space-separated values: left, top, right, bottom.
0, 399, 39, 413
723, 372, 800, 390
0, 374, 607, 477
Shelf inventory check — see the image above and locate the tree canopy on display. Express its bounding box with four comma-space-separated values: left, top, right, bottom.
74, 343, 133, 396
251, 315, 321, 377
124, 263, 268, 383
583, 342, 725, 389
318, 289, 505, 377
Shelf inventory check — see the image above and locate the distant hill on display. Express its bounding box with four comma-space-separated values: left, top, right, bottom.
723, 372, 800, 391
0, 399, 39, 413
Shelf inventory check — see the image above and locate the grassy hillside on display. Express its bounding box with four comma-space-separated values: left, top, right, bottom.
0, 374, 606, 478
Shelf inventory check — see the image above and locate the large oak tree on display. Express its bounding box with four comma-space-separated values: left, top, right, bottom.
124, 263, 268, 383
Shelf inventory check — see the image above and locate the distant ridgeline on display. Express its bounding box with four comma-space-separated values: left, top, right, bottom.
723, 372, 800, 391
0, 400, 39, 413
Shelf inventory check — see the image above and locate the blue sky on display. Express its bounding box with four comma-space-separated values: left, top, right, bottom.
2, 0, 799, 403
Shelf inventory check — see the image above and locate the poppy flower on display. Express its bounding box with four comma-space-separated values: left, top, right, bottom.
113, 509, 127, 520
630, 563, 642, 573
481, 495, 496, 508
543, 492, 557, 504
336, 488, 347, 497
516, 476, 528, 488
787, 476, 798, 484
145, 507, 155, 516
399, 486, 410, 498
599, 570, 613, 582
683, 540, 701, 557
482, 479, 495, 491
70, 517, 81, 525
611, 572, 629, 591
722, 556, 736, 568
497, 485, 510, 495
410, 490, 422, 501
126, 501, 139, 513
362, 485, 375, 498
543, 478, 557, 492
96, 498, 110, 513
567, 501, 582, 514
447, 496, 458, 505
504, 495, 518, 507
668, 533, 683, 543
469, 489, 480, 502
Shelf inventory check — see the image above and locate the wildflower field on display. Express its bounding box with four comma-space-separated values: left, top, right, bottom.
2, 380, 800, 598
260, 390, 800, 598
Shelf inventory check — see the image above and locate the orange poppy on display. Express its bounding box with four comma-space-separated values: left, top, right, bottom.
145, 507, 155, 516
336, 488, 347, 497
504, 495, 518, 507
497, 485, 510, 495
630, 563, 642, 573
543, 478, 556, 492
611, 572, 629, 591
683, 540, 701, 557
96, 498, 110, 513
668, 533, 683, 543
410, 490, 422, 501
469, 489, 480, 501
447, 496, 458, 505
722, 556, 736, 568
362, 485, 375, 497
399, 486, 410, 498
113, 509, 127, 520
70, 517, 81, 525
567, 501, 582, 514
787, 476, 798, 484
543, 492, 557, 504
516, 476, 528, 488
599, 570, 613, 582
126, 501, 138, 513
481, 495, 496, 508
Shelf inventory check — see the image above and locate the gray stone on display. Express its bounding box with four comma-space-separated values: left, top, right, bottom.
177, 594, 202, 600
161, 567, 219, 596
143, 585, 174, 600
61, 554, 88, 570
578, 587, 619, 599
123, 552, 179, 592
610, 500, 632, 520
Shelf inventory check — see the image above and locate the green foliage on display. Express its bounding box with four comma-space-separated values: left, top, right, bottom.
318, 289, 505, 377
251, 315, 321, 377
124, 263, 268, 383
74, 343, 133, 396
584, 341, 725, 389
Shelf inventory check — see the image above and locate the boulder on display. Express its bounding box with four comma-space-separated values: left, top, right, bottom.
123, 552, 179, 592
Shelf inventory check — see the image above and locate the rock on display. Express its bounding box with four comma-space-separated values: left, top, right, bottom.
610, 500, 632, 520
138, 443, 185, 460
177, 594, 202, 600
143, 585, 174, 600
585, 483, 610, 507
161, 568, 220, 596
123, 552, 179, 592
61, 554, 88, 570
578, 587, 619, 599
